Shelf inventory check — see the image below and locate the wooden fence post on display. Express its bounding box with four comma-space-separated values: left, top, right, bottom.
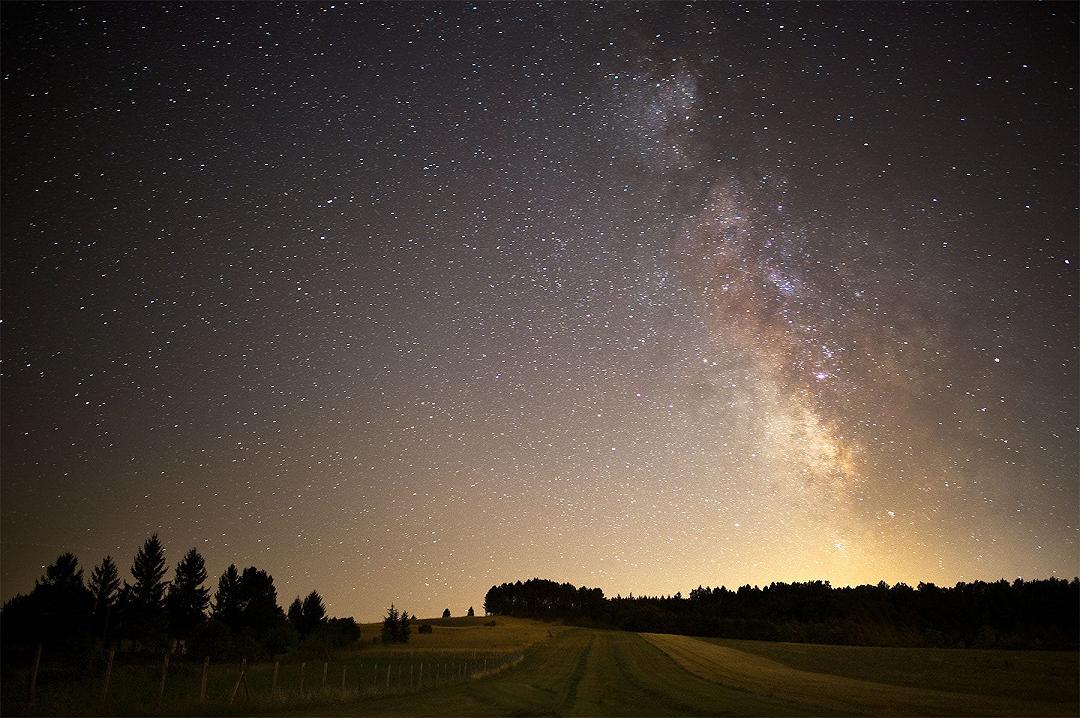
410, 663, 414, 690
341, 664, 347, 694
101, 647, 115, 706
418, 662, 423, 688
385, 662, 391, 691
28, 644, 42, 707
271, 659, 280, 698
200, 656, 209, 703
299, 661, 306, 697
229, 658, 247, 705
322, 661, 328, 687
157, 652, 170, 709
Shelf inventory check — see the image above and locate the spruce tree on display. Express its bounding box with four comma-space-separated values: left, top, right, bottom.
88, 556, 120, 636
398, 608, 411, 643
130, 534, 167, 611
166, 548, 209, 639
212, 564, 241, 629
381, 604, 400, 643
301, 590, 327, 636
287, 596, 304, 634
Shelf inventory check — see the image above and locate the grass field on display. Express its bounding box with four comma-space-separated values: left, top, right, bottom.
3, 617, 1076, 716
270, 627, 1076, 717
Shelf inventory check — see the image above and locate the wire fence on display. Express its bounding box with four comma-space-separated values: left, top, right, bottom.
3, 644, 526, 715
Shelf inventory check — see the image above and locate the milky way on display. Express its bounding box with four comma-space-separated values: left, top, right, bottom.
2, 3, 1076, 620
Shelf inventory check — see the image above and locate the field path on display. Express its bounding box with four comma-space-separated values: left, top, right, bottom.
642, 632, 1076, 716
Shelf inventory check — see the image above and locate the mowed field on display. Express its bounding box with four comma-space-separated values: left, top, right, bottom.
273, 618, 1077, 717
4, 616, 1076, 716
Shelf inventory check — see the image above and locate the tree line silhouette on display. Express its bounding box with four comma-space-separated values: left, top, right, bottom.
484, 576, 1079, 649
0, 536, 370, 660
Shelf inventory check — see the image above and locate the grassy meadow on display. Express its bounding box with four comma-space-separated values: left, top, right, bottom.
2, 615, 1076, 716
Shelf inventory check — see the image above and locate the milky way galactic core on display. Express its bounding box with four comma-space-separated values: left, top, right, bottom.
2, 3, 1076, 620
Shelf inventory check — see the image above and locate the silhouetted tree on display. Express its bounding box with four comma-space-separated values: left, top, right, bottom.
166, 548, 209, 640
301, 590, 327, 636
40, 552, 84, 589
442, 608, 451, 618
287, 597, 303, 634
235, 566, 284, 630
382, 604, 400, 643
128, 536, 168, 647
467, 606, 475, 616
88, 555, 120, 639
289, 590, 327, 639
398, 608, 411, 643
209, 565, 290, 657
313, 617, 361, 648
212, 564, 242, 629
130, 535, 167, 610
2, 553, 94, 650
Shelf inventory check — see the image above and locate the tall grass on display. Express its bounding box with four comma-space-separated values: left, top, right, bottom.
1, 647, 524, 716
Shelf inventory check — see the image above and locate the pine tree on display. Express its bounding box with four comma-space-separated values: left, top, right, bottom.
38, 552, 84, 589
442, 608, 451, 618
398, 608, 411, 643
126, 535, 168, 647
25, 554, 93, 646
88, 556, 120, 637
301, 590, 327, 636
212, 564, 241, 629
467, 606, 475, 616
130, 534, 168, 611
166, 548, 209, 639
287, 596, 304, 634
235, 566, 282, 630
381, 604, 400, 643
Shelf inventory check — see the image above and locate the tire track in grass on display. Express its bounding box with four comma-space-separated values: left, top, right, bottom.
554, 632, 594, 714
452, 628, 595, 716
602, 631, 722, 716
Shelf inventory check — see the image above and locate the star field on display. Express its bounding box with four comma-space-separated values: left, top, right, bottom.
2, 2, 1077, 621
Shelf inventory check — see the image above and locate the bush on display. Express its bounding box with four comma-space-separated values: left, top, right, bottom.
310, 617, 361, 648
295, 636, 333, 661
189, 619, 232, 660
417, 624, 433, 634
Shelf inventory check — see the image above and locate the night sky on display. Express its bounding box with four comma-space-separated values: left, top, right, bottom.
2, 2, 1077, 622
